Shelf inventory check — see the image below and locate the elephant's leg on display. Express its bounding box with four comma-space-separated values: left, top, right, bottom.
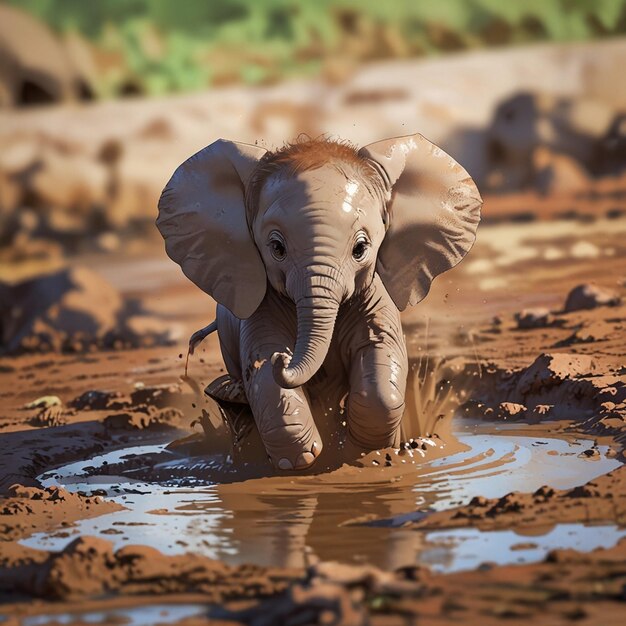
346, 336, 408, 451
241, 341, 322, 471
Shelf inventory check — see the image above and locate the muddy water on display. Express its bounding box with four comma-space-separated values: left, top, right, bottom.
21, 605, 208, 626
24, 422, 623, 572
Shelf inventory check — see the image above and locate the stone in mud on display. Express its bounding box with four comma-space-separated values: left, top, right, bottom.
564, 284, 621, 312
578, 448, 601, 460
514, 308, 554, 329
516, 353, 597, 394
130, 384, 182, 409
69, 389, 127, 411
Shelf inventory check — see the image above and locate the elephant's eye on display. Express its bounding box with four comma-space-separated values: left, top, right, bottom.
269, 237, 286, 261
352, 236, 369, 261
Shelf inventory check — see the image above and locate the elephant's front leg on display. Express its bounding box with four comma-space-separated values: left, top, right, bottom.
347, 339, 408, 449
242, 342, 322, 470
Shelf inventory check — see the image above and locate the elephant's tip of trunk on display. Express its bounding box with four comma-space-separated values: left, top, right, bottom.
271, 351, 301, 389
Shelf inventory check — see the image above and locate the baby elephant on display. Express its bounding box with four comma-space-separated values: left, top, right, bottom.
157, 135, 481, 470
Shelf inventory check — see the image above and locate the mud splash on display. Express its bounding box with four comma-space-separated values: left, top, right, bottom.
24, 422, 622, 573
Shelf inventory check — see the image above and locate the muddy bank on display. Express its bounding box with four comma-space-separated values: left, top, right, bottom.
0, 266, 181, 355
0, 485, 121, 542
0, 214, 624, 623
408, 463, 626, 532
2, 535, 625, 625
0, 382, 195, 495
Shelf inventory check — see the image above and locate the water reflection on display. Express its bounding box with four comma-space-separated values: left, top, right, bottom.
28, 430, 622, 572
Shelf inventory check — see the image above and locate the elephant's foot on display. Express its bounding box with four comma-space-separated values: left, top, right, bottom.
271, 437, 322, 471
205, 374, 247, 404
257, 386, 323, 471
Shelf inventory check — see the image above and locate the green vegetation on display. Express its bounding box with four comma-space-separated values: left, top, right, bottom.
7, 0, 626, 97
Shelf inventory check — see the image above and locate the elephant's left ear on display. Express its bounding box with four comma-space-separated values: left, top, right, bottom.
359, 134, 482, 311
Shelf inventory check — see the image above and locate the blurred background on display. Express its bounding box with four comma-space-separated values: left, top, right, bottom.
0, 0, 625, 356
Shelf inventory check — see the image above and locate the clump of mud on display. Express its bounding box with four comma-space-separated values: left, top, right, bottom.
1, 485, 122, 541
0, 535, 294, 602
3, 534, 626, 625
409, 463, 626, 532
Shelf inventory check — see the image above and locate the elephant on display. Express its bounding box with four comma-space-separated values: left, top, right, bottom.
157, 134, 481, 471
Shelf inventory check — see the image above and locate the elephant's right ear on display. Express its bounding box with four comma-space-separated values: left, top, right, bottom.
157, 139, 267, 319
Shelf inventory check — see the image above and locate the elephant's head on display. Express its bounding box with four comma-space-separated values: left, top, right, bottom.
157, 135, 481, 389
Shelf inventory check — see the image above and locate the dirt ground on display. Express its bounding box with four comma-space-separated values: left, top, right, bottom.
1, 41, 626, 626
1, 202, 624, 624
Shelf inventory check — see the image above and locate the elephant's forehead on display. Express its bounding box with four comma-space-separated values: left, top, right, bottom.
259, 166, 376, 222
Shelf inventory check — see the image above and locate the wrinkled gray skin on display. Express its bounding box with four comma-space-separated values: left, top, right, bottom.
157, 135, 482, 470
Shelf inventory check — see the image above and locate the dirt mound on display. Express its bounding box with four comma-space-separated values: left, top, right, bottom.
408, 463, 626, 532
0, 485, 122, 541
0, 535, 295, 602
0, 267, 177, 354
564, 283, 622, 312
103, 407, 183, 431
2, 536, 626, 624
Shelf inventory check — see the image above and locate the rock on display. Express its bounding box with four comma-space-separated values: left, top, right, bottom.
578, 448, 601, 460
130, 384, 182, 409
0, 5, 90, 107
564, 284, 621, 312
534, 147, 590, 195
24, 396, 61, 409
30, 148, 108, 217
532, 404, 553, 417
69, 390, 126, 411
0, 266, 176, 354
0, 267, 121, 354
515, 308, 553, 329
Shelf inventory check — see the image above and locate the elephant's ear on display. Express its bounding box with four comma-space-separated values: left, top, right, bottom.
157, 139, 267, 319
359, 134, 482, 311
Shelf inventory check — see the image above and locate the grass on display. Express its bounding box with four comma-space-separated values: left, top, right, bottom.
7, 0, 626, 98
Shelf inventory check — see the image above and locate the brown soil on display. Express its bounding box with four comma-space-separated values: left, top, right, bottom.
1, 536, 625, 625
0, 216, 624, 622
1, 42, 626, 624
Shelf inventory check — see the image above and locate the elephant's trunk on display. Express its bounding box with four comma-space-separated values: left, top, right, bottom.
272, 277, 341, 389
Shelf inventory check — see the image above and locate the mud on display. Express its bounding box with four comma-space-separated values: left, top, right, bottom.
1, 41, 626, 625
0, 485, 122, 542
1, 214, 625, 622
2, 537, 626, 625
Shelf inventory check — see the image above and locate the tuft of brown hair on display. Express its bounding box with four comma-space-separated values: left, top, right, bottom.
246, 135, 386, 213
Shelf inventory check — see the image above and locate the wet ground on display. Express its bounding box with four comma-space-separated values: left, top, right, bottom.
1, 182, 625, 625
23, 423, 622, 574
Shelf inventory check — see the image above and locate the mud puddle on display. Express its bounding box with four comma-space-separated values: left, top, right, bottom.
23, 423, 623, 572
20, 604, 208, 626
